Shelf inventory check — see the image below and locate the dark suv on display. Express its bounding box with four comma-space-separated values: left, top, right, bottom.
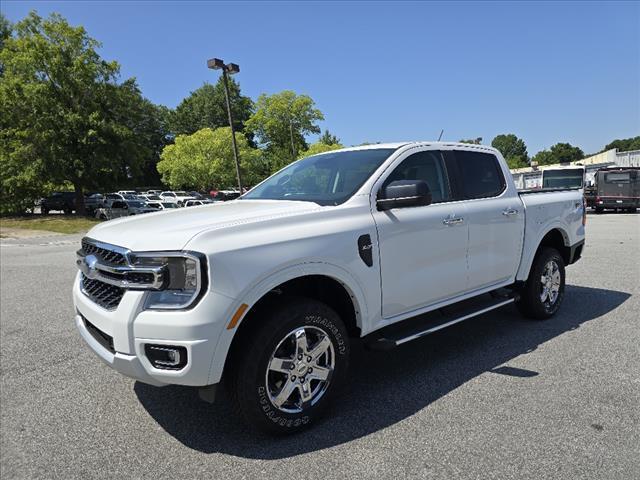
41, 192, 76, 214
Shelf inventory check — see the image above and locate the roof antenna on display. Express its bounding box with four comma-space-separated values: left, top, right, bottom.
437, 129, 444, 141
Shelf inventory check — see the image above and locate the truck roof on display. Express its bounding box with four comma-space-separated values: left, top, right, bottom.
336, 141, 499, 154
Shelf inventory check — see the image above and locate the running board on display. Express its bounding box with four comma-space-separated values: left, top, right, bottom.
367, 293, 517, 350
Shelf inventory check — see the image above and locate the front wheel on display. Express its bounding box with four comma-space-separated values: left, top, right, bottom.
517, 248, 566, 320
226, 297, 350, 434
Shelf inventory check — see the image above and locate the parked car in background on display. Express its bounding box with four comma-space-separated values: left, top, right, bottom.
145, 202, 180, 211
84, 193, 105, 215
214, 190, 241, 201
160, 191, 195, 206
117, 190, 137, 196
41, 192, 76, 214
591, 167, 640, 213
139, 194, 163, 203
184, 199, 214, 207
104, 193, 125, 208
125, 200, 157, 215
188, 191, 205, 200
145, 190, 163, 196
94, 200, 129, 220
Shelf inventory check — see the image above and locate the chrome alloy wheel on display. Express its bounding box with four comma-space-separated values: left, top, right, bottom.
265, 326, 335, 414
540, 260, 561, 306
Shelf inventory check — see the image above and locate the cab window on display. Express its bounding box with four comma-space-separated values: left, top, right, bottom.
453, 150, 506, 199
383, 150, 451, 203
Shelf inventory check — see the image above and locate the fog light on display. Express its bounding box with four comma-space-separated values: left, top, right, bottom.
145, 344, 187, 370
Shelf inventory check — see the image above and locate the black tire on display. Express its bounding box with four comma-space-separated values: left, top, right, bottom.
594, 206, 603, 214
517, 248, 566, 320
41, 207, 49, 215
226, 297, 350, 434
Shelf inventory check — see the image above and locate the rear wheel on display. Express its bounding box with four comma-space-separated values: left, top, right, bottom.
594, 206, 603, 214
517, 248, 565, 320
226, 297, 350, 434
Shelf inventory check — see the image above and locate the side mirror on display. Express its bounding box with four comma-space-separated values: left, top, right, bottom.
376, 180, 432, 211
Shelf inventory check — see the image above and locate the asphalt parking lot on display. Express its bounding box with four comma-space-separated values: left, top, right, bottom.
1, 213, 638, 479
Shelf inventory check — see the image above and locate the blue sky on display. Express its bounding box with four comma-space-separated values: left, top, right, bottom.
2, 1, 639, 154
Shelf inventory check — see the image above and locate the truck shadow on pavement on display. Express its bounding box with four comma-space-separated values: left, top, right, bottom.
134, 284, 630, 458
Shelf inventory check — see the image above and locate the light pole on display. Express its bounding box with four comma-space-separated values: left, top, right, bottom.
207, 58, 243, 193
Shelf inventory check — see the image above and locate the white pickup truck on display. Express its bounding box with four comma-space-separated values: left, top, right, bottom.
73, 142, 585, 433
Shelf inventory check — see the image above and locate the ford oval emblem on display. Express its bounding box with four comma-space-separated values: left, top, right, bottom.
80, 254, 99, 279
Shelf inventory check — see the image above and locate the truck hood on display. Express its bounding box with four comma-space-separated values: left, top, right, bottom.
86, 200, 320, 251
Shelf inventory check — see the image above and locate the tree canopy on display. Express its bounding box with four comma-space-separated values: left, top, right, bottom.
0, 11, 166, 213
298, 141, 343, 159
157, 127, 264, 190
246, 90, 324, 166
171, 79, 253, 138
491, 134, 529, 169
319, 130, 341, 146
531, 142, 584, 166
604, 136, 640, 152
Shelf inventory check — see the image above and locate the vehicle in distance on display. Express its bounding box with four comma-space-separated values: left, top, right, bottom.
185, 199, 214, 207
41, 191, 76, 214
73, 142, 585, 434
541, 166, 585, 189
160, 191, 195, 206
145, 201, 179, 210
589, 167, 639, 213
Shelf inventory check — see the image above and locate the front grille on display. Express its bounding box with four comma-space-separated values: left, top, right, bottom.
83, 316, 115, 353
81, 274, 125, 310
81, 238, 127, 265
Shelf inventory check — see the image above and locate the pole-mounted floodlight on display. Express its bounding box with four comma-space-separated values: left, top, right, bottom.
207, 58, 243, 193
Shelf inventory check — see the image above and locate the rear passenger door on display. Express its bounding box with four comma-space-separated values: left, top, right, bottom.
451, 149, 524, 291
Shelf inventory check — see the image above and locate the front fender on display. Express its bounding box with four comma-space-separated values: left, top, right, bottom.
206, 261, 369, 385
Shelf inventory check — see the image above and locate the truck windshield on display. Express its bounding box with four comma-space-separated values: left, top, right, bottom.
243, 148, 396, 206
542, 169, 584, 189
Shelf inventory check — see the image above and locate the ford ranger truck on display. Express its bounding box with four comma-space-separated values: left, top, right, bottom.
73, 142, 585, 433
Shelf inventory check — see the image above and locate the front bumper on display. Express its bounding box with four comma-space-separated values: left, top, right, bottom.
73, 272, 237, 387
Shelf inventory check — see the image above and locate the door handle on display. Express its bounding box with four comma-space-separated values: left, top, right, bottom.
443, 217, 464, 226
502, 208, 519, 216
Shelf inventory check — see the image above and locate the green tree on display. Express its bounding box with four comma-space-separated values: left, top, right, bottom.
604, 136, 640, 152
319, 130, 340, 146
531, 149, 554, 166
459, 137, 483, 145
0, 12, 156, 214
171, 79, 253, 138
549, 142, 584, 163
298, 141, 343, 159
491, 134, 529, 169
531, 142, 583, 166
157, 127, 264, 190
246, 90, 324, 167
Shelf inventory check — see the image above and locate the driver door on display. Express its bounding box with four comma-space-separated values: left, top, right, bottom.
372, 149, 469, 319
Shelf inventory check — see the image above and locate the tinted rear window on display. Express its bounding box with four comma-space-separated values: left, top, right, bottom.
605, 172, 630, 183
454, 151, 505, 199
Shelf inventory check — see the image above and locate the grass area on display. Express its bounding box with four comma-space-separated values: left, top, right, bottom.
0, 216, 101, 234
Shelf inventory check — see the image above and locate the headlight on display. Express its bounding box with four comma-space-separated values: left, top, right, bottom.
131, 252, 206, 310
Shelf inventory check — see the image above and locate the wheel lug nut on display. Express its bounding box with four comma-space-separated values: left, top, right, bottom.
300, 377, 305, 383
307, 356, 312, 362
308, 367, 313, 373
291, 375, 296, 381
298, 355, 303, 360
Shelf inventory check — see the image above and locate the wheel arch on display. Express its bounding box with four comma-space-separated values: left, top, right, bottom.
517, 226, 571, 281
207, 263, 367, 385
